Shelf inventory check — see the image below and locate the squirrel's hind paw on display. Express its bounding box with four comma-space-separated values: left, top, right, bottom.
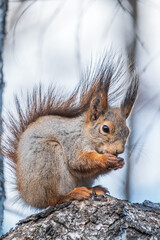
89, 185, 109, 196
58, 187, 93, 204
57, 186, 109, 203
57, 186, 109, 205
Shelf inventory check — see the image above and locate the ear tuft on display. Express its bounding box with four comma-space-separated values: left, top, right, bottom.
87, 91, 108, 123
121, 74, 139, 118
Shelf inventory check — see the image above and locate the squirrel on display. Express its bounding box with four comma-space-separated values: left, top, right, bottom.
2, 58, 138, 209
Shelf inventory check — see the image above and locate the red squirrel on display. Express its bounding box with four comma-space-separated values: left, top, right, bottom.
2, 58, 138, 208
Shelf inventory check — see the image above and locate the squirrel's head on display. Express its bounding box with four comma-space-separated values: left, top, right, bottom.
85, 77, 138, 156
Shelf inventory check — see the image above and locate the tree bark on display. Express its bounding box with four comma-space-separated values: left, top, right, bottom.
0, 0, 8, 235
1, 195, 160, 239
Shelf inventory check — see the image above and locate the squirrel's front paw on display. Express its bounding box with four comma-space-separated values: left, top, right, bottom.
104, 153, 124, 170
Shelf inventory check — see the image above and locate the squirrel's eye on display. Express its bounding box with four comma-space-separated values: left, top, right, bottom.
102, 125, 110, 133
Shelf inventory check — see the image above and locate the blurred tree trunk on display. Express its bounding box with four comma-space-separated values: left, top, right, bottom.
0, 0, 8, 235
125, 0, 138, 201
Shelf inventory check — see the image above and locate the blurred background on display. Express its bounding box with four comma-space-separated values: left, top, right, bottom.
0, 0, 160, 235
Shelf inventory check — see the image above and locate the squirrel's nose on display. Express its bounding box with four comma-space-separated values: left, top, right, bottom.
115, 145, 124, 155
116, 149, 123, 155
107, 143, 124, 155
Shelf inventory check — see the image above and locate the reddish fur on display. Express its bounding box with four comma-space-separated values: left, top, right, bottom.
71, 151, 124, 178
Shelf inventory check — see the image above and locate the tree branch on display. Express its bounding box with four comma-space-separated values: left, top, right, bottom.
1, 195, 160, 239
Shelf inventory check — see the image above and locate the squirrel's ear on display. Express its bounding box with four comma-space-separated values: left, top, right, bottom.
86, 91, 108, 123
121, 76, 139, 118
